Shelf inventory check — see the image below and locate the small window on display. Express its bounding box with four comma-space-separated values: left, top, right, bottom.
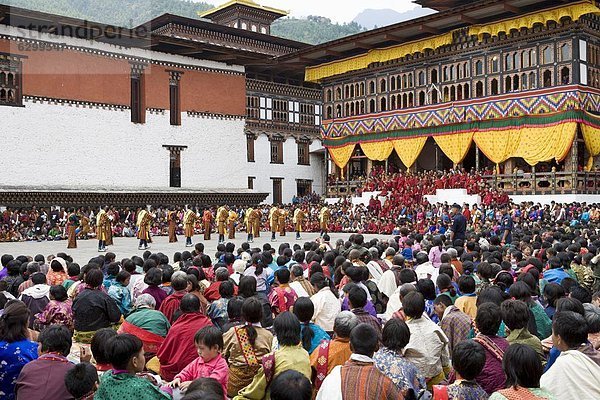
380, 79, 386, 92
130, 67, 144, 124
298, 142, 310, 165
560, 44, 570, 61
491, 56, 499, 73
476, 81, 484, 97
491, 79, 499, 95
369, 99, 376, 113
431, 69, 438, 84
419, 91, 426, 106
260, 27, 267, 34
543, 70, 552, 87
505, 54, 512, 70
247, 135, 255, 162
369, 81, 376, 94
259, 97, 273, 120
0, 63, 22, 107
248, 177, 255, 190
168, 71, 182, 126
522, 51, 530, 68
270, 139, 284, 164
542, 46, 553, 64
529, 72, 536, 88
561, 67, 570, 84
418, 71, 425, 86
475, 60, 483, 76
288, 101, 299, 124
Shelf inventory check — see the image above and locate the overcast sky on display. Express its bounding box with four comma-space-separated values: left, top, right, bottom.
205, 0, 424, 24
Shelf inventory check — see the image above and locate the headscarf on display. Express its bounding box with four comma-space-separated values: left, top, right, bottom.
135, 293, 156, 310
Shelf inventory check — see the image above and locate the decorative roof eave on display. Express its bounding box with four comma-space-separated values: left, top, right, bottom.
199, 0, 289, 19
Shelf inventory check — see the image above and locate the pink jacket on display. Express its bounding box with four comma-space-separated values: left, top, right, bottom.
174, 353, 228, 395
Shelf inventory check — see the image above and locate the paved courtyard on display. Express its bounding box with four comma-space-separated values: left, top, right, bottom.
0, 232, 392, 263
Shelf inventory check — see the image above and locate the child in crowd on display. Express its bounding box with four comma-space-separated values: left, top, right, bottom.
103, 262, 120, 291
46, 257, 69, 286
433, 340, 488, 399
207, 281, 234, 330
455, 275, 478, 319
62, 262, 81, 291
168, 326, 228, 396
34, 284, 74, 332
65, 362, 100, 400
95, 334, 171, 399
108, 270, 132, 317
143, 267, 168, 310
268, 269, 298, 316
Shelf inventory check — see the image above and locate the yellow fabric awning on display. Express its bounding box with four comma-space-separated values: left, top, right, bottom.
434, 132, 474, 165
305, 31, 454, 82
392, 137, 427, 168
328, 144, 355, 169
360, 141, 394, 161
470, 1, 600, 38
512, 122, 576, 166
582, 121, 600, 171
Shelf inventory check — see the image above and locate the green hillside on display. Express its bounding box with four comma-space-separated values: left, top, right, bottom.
2, 0, 364, 44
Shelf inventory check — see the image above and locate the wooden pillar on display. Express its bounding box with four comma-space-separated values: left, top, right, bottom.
571, 134, 578, 193
435, 143, 439, 171
475, 144, 480, 171
531, 165, 536, 195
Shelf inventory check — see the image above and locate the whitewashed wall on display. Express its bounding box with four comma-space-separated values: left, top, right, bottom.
247, 134, 325, 204
0, 101, 248, 191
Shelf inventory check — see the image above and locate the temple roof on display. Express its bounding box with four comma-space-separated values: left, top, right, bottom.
276, 0, 588, 74
199, 0, 288, 19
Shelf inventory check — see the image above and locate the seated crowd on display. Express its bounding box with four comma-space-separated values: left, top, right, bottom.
2, 216, 600, 399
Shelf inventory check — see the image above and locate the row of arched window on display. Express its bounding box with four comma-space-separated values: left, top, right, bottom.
0, 71, 16, 87
324, 67, 572, 119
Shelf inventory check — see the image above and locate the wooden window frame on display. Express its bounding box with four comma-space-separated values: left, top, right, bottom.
297, 141, 310, 166
167, 70, 183, 126
270, 137, 284, 164
247, 134, 255, 162
130, 63, 146, 124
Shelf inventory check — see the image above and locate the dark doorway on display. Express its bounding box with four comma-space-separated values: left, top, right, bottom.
170, 150, 181, 188
272, 178, 283, 204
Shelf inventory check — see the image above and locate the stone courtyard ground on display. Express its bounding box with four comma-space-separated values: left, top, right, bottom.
0, 232, 390, 263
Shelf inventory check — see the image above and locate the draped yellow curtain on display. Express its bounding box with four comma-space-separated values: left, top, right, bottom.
360, 141, 394, 161
470, 1, 600, 38
513, 122, 576, 165
474, 130, 521, 165
582, 122, 600, 171
434, 132, 474, 165
392, 137, 427, 168
305, 31, 454, 82
328, 144, 355, 169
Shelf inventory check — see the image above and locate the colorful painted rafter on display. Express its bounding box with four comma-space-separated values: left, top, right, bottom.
321, 86, 599, 139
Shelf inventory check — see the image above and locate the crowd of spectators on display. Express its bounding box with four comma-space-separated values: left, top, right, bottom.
2, 202, 600, 398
